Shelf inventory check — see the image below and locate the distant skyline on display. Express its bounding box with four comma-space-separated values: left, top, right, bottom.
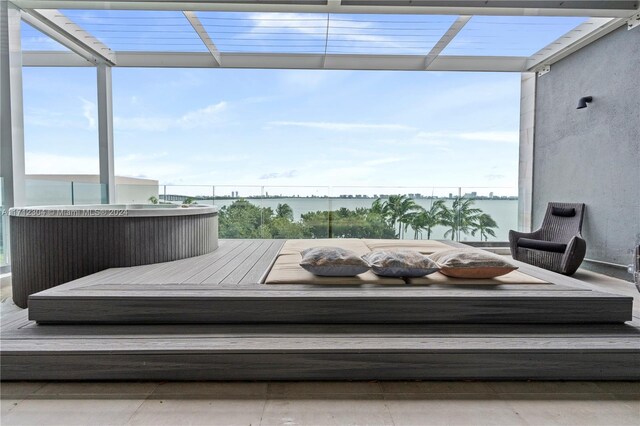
20, 13, 585, 193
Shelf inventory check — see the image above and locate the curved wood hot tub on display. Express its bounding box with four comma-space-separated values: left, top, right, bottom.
9, 204, 218, 308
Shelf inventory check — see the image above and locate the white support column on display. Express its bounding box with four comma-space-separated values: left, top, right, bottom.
96, 64, 115, 203
1, 0, 26, 208
518, 72, 536, 232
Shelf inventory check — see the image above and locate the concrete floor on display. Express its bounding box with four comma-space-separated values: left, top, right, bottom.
1, 268, 639, 426
1, 380, 639, 426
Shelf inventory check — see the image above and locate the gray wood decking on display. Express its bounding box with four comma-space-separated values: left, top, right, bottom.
2, 310, 639, 381
3, 239, 639, 381
27, 240, 633, 324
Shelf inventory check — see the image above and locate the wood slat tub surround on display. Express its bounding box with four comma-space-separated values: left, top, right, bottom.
10, 212, 218, 307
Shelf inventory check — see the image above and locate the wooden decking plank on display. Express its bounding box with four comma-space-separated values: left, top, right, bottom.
69, 283, 586, 292
223, 240, 284, 285
29, 289, 620, 298
199, 240, 268, 284
27, 294, 631, 324
3, 336, 639, 353
116, 241, 235, 285
125, 240, 243, 284
5, 351, 638, 381
36, 266, 134, 295
184, 240, 261, 284
0, 310, 29, 332
154, 240, 249, 284
215, 240, 273, 285
4, 309, 638, 380
4, 314, 640, 339
239, 239, 285, 285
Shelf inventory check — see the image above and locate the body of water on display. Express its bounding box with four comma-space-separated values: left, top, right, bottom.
196, 198, 518, 242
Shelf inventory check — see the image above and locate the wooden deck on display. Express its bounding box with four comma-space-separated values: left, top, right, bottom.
27, 240, 633, 324
2, 310, 639, 381
2, 239, 639, 381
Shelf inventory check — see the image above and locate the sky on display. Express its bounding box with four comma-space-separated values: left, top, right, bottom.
19, 12, 586, 196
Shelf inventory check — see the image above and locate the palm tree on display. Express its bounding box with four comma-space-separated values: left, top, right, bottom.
441, 198, 482, 241
275, 203, 294, 221
148, 196, 158, 205
182, 197, 195, 205
409, 199, 446, 239
379, 195, 421, 239
370, 198, 385, 215
471, 213, 499, 242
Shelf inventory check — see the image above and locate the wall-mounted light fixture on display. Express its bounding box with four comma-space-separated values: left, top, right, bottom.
577, 96, 593, 109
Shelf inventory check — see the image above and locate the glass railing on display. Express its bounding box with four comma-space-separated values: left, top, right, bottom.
115, 184, 518, 242
1, 180, 516, 270
25, 179, 107, 206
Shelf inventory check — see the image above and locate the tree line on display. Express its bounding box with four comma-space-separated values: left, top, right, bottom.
216, 195, 499, 241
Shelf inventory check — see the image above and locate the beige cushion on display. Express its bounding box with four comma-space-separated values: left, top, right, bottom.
363, 239, 451, 254
363, 250, 439, 278
279, 239, 370, 256
300, 247, 370, 277
428, 248, 517, 278
408, 270, 547, 285
265, 254, 405, 285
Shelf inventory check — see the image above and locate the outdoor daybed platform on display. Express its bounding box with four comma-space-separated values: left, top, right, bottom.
2, 239, 638, 381
26, 239, 632, 324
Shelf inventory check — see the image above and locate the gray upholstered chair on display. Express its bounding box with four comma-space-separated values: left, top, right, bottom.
509, 202, 586, 275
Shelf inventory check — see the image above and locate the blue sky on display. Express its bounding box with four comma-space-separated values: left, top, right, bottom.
20, 12, 586, 195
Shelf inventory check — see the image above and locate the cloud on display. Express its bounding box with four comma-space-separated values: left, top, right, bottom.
484, 173, 506, 181
405, 130, 519, 146
25, 99, 97, 131
26, 152, 99, 175
114, 101, 228, 132
363, 157, 406, 166
177, 102, 228, 129
25, 151, 185, 183
269, 121, 415, 132
113, 116, 170, 132
259, 170, 299, 180
458, 131, 519, 144
247, 12, 327, 39
246, 12, 427, 54
80, 98, 96, 130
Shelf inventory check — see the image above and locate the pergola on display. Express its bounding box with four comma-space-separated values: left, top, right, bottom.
2, 0, 639, 225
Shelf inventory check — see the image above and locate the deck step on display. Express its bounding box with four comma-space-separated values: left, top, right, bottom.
2, 312, 640, 381
28, 288, 633, 324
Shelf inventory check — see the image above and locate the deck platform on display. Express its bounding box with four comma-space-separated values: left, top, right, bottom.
2, 310, 639, 381
27, 240, 633, 324
3, 239, 639, 381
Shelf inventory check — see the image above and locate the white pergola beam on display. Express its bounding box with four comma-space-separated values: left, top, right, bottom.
96, 64, 115, 203
22, 51, 528, 72
9, 0, 638, 18
425, 15, 471, 70
21, 8, 115, 65
527, 17, 626, 71
182, 11, 221, 67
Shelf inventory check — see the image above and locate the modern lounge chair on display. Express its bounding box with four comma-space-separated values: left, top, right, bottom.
509, 202, 586, 275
